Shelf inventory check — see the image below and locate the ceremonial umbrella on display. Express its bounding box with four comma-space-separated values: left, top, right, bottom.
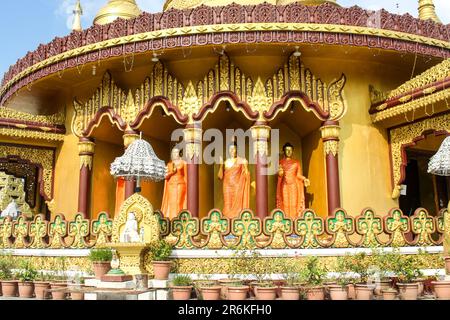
110, 138, 166, 192
428, 136, 450, 176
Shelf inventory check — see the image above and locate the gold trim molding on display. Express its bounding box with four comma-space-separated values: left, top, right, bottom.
390, 112, 450, 199
0, 128, 64, 141
372, 88, 450, 124
2, 22, 448, 97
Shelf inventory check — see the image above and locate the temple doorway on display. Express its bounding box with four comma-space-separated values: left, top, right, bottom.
400, 132, 450, 217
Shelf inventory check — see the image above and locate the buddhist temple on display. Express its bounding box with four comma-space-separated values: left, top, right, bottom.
0, 0, 449, 302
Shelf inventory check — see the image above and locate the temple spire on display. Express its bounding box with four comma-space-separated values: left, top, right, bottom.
72, 0, 83, 32
418, 0, 441, 23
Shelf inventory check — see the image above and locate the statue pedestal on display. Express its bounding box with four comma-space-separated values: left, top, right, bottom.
105, 242, 149, 275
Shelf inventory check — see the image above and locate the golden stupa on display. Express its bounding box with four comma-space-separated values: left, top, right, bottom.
94, 0, 142, 25
164, 0, 337, 11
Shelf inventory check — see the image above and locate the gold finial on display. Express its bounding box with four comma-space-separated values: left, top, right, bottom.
72, 0, 83, 32
418, 0, 441, 23
94, 0, 141, 25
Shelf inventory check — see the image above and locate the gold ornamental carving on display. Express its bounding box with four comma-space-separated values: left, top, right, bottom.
388, 59, 450, 100
78, 140, 95, 170
3, 21, 448, 100
372, 88, 450, 124
247, 78, 272, 120
123, 132, 139, 149
323, 140, 339, 157
0, 144, 54, 200
0, 128, 64, 141
320, 125, 340, 157
0, 107, 65, 126
180, 82, 201, 122
183, 127, 202, 160
251, 125, 271, 157
389, 113, 450, 199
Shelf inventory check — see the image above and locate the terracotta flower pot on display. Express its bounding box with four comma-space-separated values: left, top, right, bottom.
171, 286, 193, 300
93, 261, 111, 280
415, 279, 425, 296
397, 283, 419, 300
51, 282, 68, 300
18, 282, 35, 298
304, 286, 325, 300
431, 281, 450, 300
328, 286, 349, 300
152, 261, 172, 280
445, 257, 450, 274
2, 280, 18, 297
34, 282, 50, 300
347, 284, 356, 300
200, 286, 222, 300
218, 279, 242, 300
255, 286, 277, 300
280, 286, 300, 300
354, 284, 373, 300
374, 279, 392, 296
227, 286, 249, 300
68, 284, 85, 300
382, 289, 398, 300
0, 281, 2, 296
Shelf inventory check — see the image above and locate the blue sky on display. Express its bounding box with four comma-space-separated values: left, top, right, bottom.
0, 0, 448, 78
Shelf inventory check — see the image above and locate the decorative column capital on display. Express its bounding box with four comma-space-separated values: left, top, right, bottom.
183, 123, 202, 160
78, 137, 95, 170
320, 121, 340, 157
123, 130, 140, 149
251, 122, 271, 157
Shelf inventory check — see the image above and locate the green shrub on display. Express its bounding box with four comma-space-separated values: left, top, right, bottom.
150, 240, 173, 261
0, 256, 14, 280
16, 260, 38, 282
172, 275, 193, 287
89, 248, 113, 262
300, 257, 327, 286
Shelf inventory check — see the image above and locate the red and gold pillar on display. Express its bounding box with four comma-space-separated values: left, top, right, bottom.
251, 122, 271, 219
78, 137, 95, 217
123, 129, 140, 198
184, 123, 202, 218
320, 120, 341, 216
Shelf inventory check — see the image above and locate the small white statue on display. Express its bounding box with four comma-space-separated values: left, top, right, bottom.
120, 212, 141, 243
1, 199, 19, 220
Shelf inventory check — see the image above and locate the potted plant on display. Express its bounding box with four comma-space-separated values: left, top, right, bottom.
371, 249, 393, 296
345, 253, 374, 300
0, 256, 18, 297
394, 255, 422, 300
328, 276, 350, 300
88, 248, 112, 279
280, 272, 300, 300
381, 288, 398, 300
226, 281, 249, 301
34, 272, 51, 300
254, 280, 277, 300
299, 257, 327, 300
150, 240, 173, 280
16, 260, 38, 298
50, 257, 69, 300
170, 275, 193, 300
68, 274, 85, 300
195, 276, 221, 301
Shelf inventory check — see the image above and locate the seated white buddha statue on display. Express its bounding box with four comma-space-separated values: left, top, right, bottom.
1, 199, 19, 220
120, 212, 141, 243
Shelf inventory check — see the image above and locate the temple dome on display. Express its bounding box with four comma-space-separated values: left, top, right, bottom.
164, 0, 337, 11
94, 0, 142, 25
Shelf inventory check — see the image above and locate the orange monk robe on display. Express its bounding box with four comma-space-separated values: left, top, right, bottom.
276, 158, 306, 218
222, 158, 250, 218
114, 177, 126, 218
161, 160, 187, 220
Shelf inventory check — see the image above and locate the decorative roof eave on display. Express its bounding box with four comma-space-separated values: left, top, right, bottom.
371, 86, 450, 125
1, 2, 449, 105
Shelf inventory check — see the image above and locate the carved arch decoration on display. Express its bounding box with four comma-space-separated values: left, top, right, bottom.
0, 144, 55, 201
389, 112, 450, 199
72, 52, 347, 136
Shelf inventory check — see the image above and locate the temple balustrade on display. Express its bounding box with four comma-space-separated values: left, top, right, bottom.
0, 207, 445, 250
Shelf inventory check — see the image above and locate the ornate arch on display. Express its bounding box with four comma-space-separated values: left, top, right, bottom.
389, 112, 450, 199
0, 144, 55, 201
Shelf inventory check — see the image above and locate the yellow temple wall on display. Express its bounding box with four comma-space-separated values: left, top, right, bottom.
90, 140, 123, 219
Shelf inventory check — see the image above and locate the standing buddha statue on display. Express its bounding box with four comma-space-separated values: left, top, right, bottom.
276, 143, 310, 218
218, 142, 250, 218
